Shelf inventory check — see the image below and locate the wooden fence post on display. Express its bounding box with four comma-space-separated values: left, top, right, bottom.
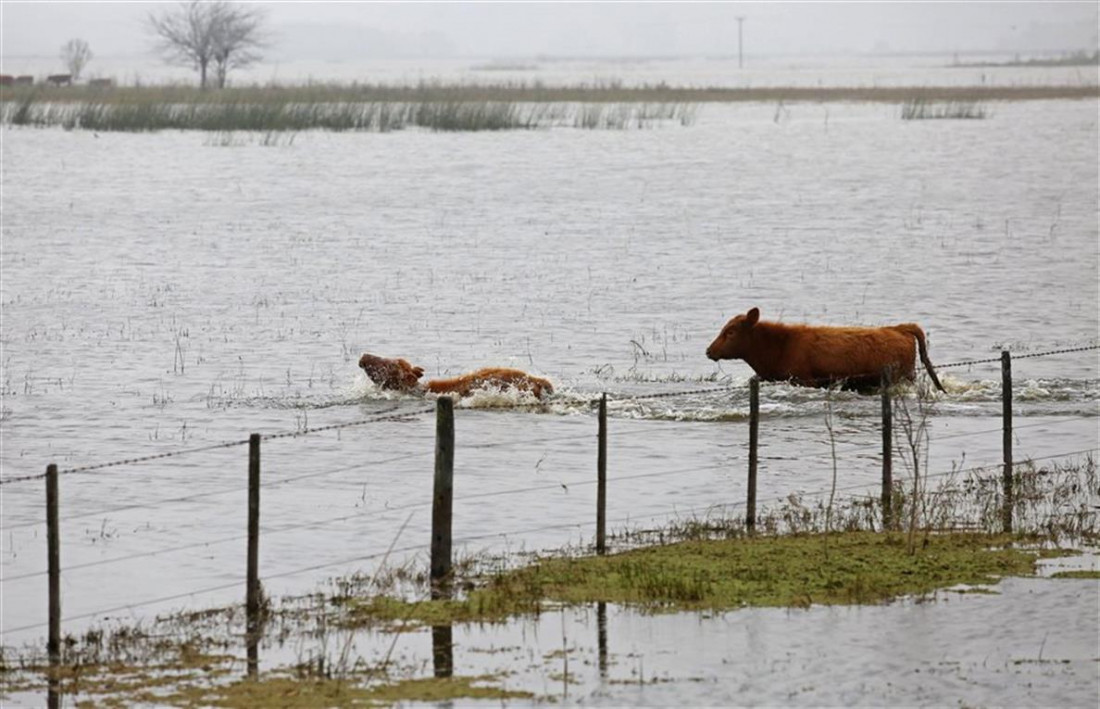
747, 377, 759, 534
881, 368, 893, 530
1001, 351, 1013, 533
246, 433, 261, 676
596, 393, 608, 555
46, 463, 61, 665
431, 396, 455, 598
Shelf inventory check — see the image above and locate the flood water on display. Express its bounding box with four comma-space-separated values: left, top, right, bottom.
1, 56, 1098, 705
274, 554, 1098, 707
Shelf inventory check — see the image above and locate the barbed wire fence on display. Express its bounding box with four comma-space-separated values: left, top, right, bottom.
4, 345, 1097, 661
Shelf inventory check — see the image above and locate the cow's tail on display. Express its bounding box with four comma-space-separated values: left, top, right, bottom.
896, 324, 945, 393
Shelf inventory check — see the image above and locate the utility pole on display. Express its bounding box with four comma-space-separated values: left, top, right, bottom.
737, 16, 746, 68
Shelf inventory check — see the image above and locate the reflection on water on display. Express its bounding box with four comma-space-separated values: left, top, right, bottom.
382, 558, 1097, 706
432, 624, 454, 679
597, 601, 609, 679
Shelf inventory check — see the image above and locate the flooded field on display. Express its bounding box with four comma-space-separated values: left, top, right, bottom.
264, 556, 1099, 707
4, 52, 1098, 90
2, 74, 1098, 704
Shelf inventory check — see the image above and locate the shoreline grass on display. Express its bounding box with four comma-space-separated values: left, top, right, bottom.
2, 81, 1096, 105
1, 81, 1094, 132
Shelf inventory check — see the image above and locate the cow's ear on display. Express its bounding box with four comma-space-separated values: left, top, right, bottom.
745, 307, 760, 326
412, 366, 425, 379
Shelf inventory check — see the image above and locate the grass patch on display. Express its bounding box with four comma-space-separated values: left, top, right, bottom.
1050, 570, 1100, 580
343, 531, 1055, 628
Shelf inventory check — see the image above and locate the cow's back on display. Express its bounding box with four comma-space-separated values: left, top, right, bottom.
779, 324, 918, 384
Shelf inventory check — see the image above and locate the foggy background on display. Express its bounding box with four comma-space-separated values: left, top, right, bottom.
3, 1, 1097, 64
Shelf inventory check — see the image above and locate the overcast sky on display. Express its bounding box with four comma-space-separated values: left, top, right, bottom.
3, 1, 1097, 60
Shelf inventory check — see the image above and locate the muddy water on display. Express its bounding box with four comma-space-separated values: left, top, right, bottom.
2, 97, 1097, 698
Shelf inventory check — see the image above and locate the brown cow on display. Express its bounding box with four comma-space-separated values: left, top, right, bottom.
358, 353, 554, 399
706, 307, 945, 392
358, 353, 424, 392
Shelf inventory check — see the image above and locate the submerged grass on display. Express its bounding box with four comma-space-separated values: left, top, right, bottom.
901, 98, 988, 120
156, 675, 534, 707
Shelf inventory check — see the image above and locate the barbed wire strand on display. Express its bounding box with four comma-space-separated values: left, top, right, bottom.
0, 422, 706, 532
743, 414, 1098, 466
0, 406, 433, 487
4, 405, 1093, 537
14, 443, 1096, 583
937, 344, 1100, 369
0, 449, 435, 533
6, 462, 732, 579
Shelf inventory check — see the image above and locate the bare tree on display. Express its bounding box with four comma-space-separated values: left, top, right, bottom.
60, 39, 93, 81
148, 1, 265, 89
210, 3, 265, 89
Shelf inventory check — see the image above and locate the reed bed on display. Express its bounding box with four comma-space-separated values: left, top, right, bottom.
901, 98, 988, 120
1, 80, 1093, 132
1, 94, 696, 132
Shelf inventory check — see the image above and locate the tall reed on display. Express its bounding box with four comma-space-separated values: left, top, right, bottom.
901, 98, 988, 120
2, 94, 698, 132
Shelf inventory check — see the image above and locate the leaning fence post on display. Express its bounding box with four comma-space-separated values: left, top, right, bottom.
46, 463, 61, 666
596, 393, 608, 555
1001, 351, 1013, 532
881, 368, 893, 530
246, 433, 261, 675
747, 377, 759, 534
431, 396, 455, 598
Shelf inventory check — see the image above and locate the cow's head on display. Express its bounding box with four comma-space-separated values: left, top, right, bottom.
358, 353, 424, 391
706, 307, 760, 361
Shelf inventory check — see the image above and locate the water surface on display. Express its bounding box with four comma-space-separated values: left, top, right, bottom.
2, 85, 1097, 700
